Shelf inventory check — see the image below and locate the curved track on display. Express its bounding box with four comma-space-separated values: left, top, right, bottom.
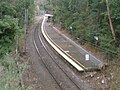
32, 16, 94, 90
33, 21, 63, 90
33, 20, 82, 90
33, 19, 81, 90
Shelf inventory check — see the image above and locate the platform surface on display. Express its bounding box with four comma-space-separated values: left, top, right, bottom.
44, 21, 104, 70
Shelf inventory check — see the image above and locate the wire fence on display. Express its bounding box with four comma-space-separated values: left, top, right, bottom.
75, 37, 119, 60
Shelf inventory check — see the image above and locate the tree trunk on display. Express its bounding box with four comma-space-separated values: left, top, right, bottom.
106, 0, 116, 42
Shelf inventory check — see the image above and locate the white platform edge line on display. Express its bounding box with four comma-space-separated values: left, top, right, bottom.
41, 16, 84, 71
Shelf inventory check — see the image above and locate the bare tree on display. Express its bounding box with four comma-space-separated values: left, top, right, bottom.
106, 0, 116, 42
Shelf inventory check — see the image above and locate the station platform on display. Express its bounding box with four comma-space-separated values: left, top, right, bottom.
44, 21, 104, 71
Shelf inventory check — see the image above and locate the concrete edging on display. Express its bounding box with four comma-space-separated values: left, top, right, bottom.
41, 16, 87, 71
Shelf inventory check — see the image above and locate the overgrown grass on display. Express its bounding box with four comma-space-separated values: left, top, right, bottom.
0, 54, 30, 90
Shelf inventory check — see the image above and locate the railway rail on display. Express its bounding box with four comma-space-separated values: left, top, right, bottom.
42, 16, 86, 71
33, 20, 82, 90
25, 14, 107, 90
32, 16, 93, 90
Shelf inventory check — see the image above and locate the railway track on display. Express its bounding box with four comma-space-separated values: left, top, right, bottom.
26, 18, 62, 90
33, 20, 82, 90
32, 16, 94, 89
33, 23, 62, 90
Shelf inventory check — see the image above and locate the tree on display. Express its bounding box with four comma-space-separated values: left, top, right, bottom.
47, 0, 120, 58
106, 0, 116, 42
0, 0, 35, 57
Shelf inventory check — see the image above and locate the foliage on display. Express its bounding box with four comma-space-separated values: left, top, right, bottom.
0, 1, 16, 18
48, 0, 120, 59
0, 0, 35, 89
0, 16, 19, 56
0, 55, 27, 90
0, 0, 35, 57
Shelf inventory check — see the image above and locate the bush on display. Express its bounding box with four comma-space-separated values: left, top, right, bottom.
0, 55, 27, 90
0, 16, 19, 56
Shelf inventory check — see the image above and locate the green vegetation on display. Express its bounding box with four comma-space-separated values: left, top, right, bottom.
0, 55, 27, 90
46, 0, 120, 59
0, 0, 35, 89
0, 0, 35, 56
